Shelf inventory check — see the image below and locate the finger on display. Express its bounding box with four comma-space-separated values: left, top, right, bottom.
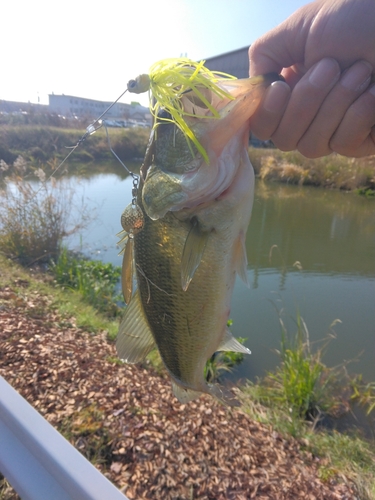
249, 81, 291, 140
297, 60, 373, 158
330, 83, 375, 157
270, 58, 341, 151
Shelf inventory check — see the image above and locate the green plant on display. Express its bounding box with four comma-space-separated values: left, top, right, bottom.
256, 314, 340, 421
51, 247, 122, 317
0, 158, 91, 265
350, 375, 375, 415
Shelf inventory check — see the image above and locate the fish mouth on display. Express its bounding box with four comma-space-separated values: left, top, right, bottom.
141, 73, 281, 220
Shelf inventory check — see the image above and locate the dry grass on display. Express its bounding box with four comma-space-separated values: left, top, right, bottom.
0, 158, 91, 265
249, 147, 375, 192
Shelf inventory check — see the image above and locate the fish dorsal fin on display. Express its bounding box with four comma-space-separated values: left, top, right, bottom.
116, 290, 155, 363
217, 329, 251, 354
171, 381, 201, 403
181, 218, 209, 292
234, 232, 249, 287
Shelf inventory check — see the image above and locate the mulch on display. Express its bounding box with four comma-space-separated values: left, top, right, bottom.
0, 283, 357, 499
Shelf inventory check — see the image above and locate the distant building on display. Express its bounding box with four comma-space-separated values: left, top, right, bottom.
0, 100, 47, 114
48, 94, 152, 124
0, 94, 152, 128
204, 46, 249, 78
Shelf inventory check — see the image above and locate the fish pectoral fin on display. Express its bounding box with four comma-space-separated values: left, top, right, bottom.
217, 329, 251, 354
181, 218, 210, 292
234, 232, 249, 287
116, 290, 155, 363
171, 381, 201, 403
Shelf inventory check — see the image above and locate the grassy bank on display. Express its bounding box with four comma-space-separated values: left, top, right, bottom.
0, 125, 149, 168
0, 254, 374, 498
1, 124, 375, 193
249, 147, 375, 193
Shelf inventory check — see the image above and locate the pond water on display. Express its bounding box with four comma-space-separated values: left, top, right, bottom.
66, 171, 375, 385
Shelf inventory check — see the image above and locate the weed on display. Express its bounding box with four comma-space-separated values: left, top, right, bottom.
50, 247, 122, 317
241, 312, 358, 432
0, 158, 91, 265
60, 404, 113, 465
267, 315, 337, 420
240, 314, 375, 498
350, 375, 375, 415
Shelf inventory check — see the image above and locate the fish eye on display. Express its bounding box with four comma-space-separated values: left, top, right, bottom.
127, 79, 137, 89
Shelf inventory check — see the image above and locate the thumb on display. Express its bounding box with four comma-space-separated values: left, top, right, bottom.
249, 5, 314, 77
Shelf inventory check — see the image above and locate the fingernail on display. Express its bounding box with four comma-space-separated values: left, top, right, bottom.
341, 61, 372, 91
309, 58, 340, 89
263, 81, 290, 113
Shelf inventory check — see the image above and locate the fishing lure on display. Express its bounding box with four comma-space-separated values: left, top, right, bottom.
116, 58, 238, 304
127, 58, 237, 163
53, 57, 238, 304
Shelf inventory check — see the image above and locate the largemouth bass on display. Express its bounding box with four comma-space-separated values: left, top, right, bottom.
116, 73, 279, 405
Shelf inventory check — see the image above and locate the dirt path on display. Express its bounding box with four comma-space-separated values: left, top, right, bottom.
0, 284, 356, 499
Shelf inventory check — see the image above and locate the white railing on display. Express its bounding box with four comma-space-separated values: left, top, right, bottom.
0, 376, 128, 500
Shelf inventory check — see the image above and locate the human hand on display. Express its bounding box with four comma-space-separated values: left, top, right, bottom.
249, 0, 375, 158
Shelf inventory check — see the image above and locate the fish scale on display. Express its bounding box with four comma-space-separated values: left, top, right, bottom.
135, 199, 235, 388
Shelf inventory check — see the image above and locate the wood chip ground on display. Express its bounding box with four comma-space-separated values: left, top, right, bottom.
0, 285, 357, 499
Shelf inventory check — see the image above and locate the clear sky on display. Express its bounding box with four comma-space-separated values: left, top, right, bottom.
3, 0, 309, 107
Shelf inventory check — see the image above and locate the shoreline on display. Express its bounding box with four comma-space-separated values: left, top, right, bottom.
0, 255, 374, 499
1, 124, 375, 193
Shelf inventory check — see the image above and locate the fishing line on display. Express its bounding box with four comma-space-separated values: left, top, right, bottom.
46, 87, 131, 182
102, 122, 140, 208
28, 87, 138, 202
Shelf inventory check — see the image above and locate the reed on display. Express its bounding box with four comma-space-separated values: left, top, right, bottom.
0, 125, 150, 170
249, 147, 375, 192
0, 158, 90, 265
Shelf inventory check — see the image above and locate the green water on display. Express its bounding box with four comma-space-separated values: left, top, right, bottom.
67, 174, 375, 385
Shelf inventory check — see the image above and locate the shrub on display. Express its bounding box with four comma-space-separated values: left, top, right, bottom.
0, 157, 91, 265
51, 247, 122, 317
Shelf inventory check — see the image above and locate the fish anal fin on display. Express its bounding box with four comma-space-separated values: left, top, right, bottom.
217, 329, 251, 355
171, 381, 201, 404
181, 218, 209, 291
207, 384, 241, 407
116, 290, 155, 363
234, 231, 249, 287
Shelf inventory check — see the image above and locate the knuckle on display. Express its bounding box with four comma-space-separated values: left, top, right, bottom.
329, 137, 353, 156
297, 136, 331, 159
